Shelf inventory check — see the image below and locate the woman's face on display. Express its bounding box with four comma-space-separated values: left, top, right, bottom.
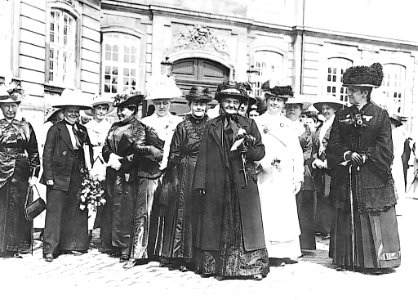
63, 106, 80, 124
117, 106, 135, 122
285, 103, 302, 121
221, 97, 240, 115
190, 101, 207, 118
94, 104, 109, 121
305, 117, 317, 132
347, 87, 366, 106
267, 96, 285, 114
153, 99, 171, 117
321, 104, 336, 120
0, 103, 19, 120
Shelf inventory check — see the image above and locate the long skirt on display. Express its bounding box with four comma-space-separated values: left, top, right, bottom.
315, 172, 333, 235
331, 206, 401, 269
100, 171, 136, 253
130, 178, 158, 259
160, 157, 197, 260
194, 184, 269, 277
0, 165, 31, 253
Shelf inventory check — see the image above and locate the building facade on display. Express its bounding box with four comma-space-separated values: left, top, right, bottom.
1, 0, 418, 137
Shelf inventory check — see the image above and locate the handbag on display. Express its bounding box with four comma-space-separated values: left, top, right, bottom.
24, 185, 47, 221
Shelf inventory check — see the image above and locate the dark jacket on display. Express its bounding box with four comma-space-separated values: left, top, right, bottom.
327, 102, 396, 212
41, 121, 92, 191
193, 115, 266, 251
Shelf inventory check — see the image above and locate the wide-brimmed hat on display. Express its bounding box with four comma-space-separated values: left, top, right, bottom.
113, 89, 144, 108
85, 94, 115, 116
215, 81, 249, 103
285, 94, 311, 110
389, 112, 405, 127
261, 80, 294, 99
313, 95, 346, 112
342, 62, 383, 88
185, 86, 212, 104
0, 83, 25, 104
146, 75, 182, 100
44, 107, 62, 123
53, 89, 93, 110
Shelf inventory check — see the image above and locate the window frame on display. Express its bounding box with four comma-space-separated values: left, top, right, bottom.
325, 57, 353, 104
252, 50, 284, 97
382, 63, 406, 114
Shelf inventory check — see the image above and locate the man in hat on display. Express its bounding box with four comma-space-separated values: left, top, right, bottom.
193, 81, 269, 280
311, 95, 345, 241
42, 89, 93, 262
327, 62, 401, 272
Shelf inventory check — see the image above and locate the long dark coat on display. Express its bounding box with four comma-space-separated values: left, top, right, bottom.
193, 115, 266, 252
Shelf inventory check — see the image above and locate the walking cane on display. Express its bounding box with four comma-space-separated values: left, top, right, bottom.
348, 164, 355, 271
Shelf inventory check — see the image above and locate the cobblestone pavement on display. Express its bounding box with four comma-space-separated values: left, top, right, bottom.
1, 199, 416, 300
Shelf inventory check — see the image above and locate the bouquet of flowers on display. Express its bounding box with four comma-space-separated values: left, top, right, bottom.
79, 177, 106, 211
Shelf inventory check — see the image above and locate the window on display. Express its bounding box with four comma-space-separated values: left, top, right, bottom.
382, 64, 406, 114
253, 51, 283, 97
102, 33, 140, 94
326, 58, 353, 104
48, 9, 76, 85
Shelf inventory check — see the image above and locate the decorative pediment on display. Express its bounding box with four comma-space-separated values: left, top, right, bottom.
174, 25, 229, 56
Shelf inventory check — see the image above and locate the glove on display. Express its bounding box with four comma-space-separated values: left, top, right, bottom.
344, 151, 366, 166
312, 159, 324, 169
28, 176, 38, 186
148, 145, 163, 161
109, 153, 122, 170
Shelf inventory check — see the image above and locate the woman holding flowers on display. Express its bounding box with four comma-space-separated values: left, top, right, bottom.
327, 63, 401, 272
254, 82, 304, 264
0, 83, 39, 258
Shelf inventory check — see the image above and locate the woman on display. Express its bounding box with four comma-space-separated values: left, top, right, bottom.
327, 62, 401, 272
157, 86, 211, 272
255, 84, 304, 263
311, 95, 345, 240
85, 95, 114, 231
193, 81, 269, 280
139, 75, 183, 264
0, 83, 39, 258
100, 90, 151, 262
42, 89, 93, 262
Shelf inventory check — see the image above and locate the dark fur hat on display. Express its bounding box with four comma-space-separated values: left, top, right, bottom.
342, 62, 384, 88
261, 80, 294, 98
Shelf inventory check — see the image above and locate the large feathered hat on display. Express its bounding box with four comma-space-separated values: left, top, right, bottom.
113, 88, 144, 108
261, 80, 294, 99
342, 62, 384, 88
0, 82, 25, 104
214, 81, 249, 103
185, 86, 212, 104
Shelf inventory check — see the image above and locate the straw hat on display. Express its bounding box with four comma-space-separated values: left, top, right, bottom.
0, 85, 10, 102
146, 75, 182, 100
313, 95, 346, 112
85, 94, 115, 116
44, 107, 62, 123
342, 62, 383, 88
53, 89, 93, 110
285, 94, 311, 110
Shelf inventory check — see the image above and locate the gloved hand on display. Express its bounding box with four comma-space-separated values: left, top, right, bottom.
109, 153, 122, 170
148, 145, 163, 161
28, 176, 38, 186
344, 151, 366, 166
312, 159, 325, 169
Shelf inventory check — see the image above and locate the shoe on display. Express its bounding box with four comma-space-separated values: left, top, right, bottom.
123, 259, 137, 269
179, 265, 188, 272
68, 250, 84, 256
252, 274, 263, 281
44, 254, 53, 263
119, 255, 129, 262
13, 252, 23, 258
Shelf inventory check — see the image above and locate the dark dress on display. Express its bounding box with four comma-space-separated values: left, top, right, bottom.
101, 117, 146, 256
193, 115, 269, 277
0, 119, 39, 254
327, 102, 401, 269
159, 114, 208, 263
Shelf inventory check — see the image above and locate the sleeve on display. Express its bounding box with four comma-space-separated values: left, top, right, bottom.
326, 113, 350, 169
27, 123, 40, 177
102, 125, 114, 163
245, 119, 265, 162
42, 125, 58, 181
293, 134, 304, 183
364, 109, 394, 179
167, 123, 184, 169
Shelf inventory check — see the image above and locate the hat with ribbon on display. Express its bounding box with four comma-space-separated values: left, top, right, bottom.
313, 95, 346, 112
53, 89, 93, 110
85, 94, 115, 116
214, 81, 249, 103
185, 86, 213, 104
0, 82, 25, 104
146, 75, 182, 101
113, 88, 144, 108
285, 94, 312, 110
342, 62, 384, 88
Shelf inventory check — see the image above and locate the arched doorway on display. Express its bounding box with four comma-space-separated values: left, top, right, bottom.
143, 58, 230, 117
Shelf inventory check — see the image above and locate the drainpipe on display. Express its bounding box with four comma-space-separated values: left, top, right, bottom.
299, 0, 306, 94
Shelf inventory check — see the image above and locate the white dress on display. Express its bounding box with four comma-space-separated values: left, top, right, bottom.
255, 112, 304, 259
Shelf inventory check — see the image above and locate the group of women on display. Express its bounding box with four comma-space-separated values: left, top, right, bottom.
0, 61, 401, 279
